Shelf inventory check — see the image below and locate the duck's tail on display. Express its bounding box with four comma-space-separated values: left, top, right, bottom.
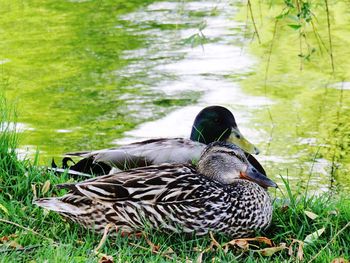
33, 196, 114, 233
48, 166, 93, 179
51, 156, 112, 178
33, 197, 84, 215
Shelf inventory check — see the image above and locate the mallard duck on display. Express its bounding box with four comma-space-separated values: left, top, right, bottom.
35, 142, 277, 238
57, 106, 264, 176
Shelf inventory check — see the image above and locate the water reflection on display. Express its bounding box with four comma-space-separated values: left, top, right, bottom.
6, 0, 348, 193
117, 0, 273, 145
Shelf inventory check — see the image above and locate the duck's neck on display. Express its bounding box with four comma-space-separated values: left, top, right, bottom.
190, 125, 206, 143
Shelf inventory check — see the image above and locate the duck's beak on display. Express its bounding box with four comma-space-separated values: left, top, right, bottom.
240, 163, 277, 188
228, 127, 260, 155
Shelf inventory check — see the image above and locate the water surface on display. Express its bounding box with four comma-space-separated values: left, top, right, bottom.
1, 0, 350, 193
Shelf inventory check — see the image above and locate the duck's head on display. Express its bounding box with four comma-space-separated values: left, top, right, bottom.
197, 141, 277, 188
190, 106, 260, 154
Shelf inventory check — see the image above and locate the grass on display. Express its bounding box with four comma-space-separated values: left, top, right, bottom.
0, 101, 349, 262
1, 1, 349, 261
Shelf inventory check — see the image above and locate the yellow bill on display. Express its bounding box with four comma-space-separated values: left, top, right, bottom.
228, 127, 260, 154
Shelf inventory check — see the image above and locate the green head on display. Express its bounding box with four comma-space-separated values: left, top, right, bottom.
190, 106, 260, 154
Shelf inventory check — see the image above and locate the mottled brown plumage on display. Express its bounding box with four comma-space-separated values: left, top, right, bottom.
35, 142, 277, 238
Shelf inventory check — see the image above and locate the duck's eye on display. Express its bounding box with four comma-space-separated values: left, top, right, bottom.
227, 151, 244, 161
214, 118, 220, 123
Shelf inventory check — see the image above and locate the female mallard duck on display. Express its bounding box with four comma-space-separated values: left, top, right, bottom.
36, 142, 277, 238
59, 106, 264, 176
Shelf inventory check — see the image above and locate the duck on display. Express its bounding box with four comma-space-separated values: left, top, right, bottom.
35, 141, 277, 238
56, 106, 265, 176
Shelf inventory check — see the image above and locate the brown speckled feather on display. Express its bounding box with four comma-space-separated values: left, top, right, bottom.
35, 162, 272, 237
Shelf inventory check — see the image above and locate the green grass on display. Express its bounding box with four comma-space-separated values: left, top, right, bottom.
0, 103, 349, 262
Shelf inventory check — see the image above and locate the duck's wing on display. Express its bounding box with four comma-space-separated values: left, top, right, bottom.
57, 164, 201, 202
35, 164, 225, 234
36, 164, 197, 210
69, 165, 225, 230
65, 138, 205, 170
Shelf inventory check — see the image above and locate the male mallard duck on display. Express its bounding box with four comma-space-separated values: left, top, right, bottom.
36, 142, 277, 238
58, 106, 264, 176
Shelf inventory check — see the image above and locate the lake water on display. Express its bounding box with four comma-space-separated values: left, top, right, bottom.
2, 0, 350, 193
